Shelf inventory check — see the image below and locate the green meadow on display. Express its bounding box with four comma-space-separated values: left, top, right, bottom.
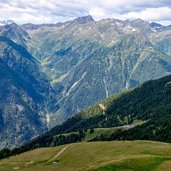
1, 140, 171, 171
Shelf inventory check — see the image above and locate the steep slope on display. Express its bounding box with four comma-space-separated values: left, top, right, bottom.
150, 29, 171, 56
0, 36, 56, 148
51, 34, 171, 125
24, 17, 171, 125
16, 74, 171, 150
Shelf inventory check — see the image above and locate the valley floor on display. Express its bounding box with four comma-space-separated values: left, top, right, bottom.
0, 141, 171, 171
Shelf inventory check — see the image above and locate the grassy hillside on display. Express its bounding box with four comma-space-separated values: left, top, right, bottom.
51, 120, 144, 145
19, 74, 171, 150
1, 141, 171, 171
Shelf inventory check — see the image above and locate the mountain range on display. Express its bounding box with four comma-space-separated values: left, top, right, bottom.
0, 16, 171, 148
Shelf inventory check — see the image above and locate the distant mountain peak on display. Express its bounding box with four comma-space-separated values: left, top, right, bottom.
131, 18, 149, 25
150, 22, 163, 27
74, 15, 94, 24
134, 18, 145, 22
0, 20, 14, 26
150, 22, 167, 32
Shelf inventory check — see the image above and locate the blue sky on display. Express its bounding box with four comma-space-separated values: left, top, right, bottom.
0, 0, 171, 25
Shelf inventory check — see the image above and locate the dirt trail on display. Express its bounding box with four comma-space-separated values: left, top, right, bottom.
52, 145, 69, 160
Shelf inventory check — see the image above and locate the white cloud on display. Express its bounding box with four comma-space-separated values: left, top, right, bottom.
122, 7, 171, 21
0, 0, 170, 25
